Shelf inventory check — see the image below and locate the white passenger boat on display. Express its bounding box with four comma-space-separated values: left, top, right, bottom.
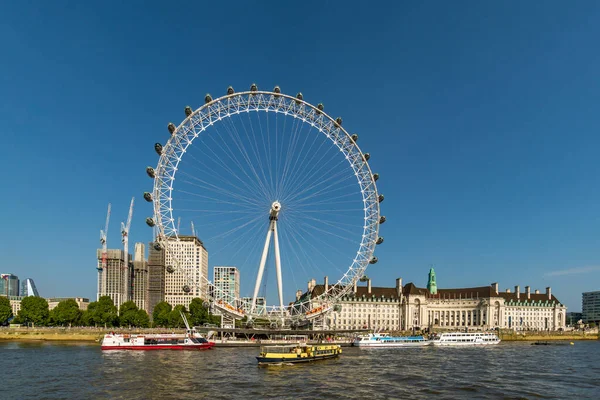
352, 333, 431, 347
430, 332, 500, 346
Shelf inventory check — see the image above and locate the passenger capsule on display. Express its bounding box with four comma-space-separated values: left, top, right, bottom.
378, 194, 384, 203
184, 106, 192, 117
168, 122, 176, 134
335, 117, 343, 126
143, 192, 152, 202
373, 173, 379, 181
154, 143, 163, 155
153, 242, 163, 251
227, 86, 235, 95
351, 134, 358, 143
182, 285, 191, 293
166, 265, 175, 274
273, 86, 281, 96
146, 217, 155, 227
379, 216, 386, 224
370, 256, 378, 264
205, 94, 213, 104
376, 237, 384, 245
146, 166, 155, 178
295, 92, 303, 104
250, 83, 258, 92
333, 305, 342, 312
364, 153, 370, 161
360, 275, 369, 282
317, 103, 324, 111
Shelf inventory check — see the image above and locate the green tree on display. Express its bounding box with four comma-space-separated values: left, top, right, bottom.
188, 298, 209, 326
119, 301, 139, 327
0, 296, 12, 325
80, 309, 94, 326
92, 296, 118, 328
152, 301, 172, 327
18, 296, 49, 327
49, 299, 81, 327
133, 309, 150, 328
168, 305, 187, 328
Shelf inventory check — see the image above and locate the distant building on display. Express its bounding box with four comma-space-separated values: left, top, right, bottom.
163, 236, 209, 309
1, 274, 20, 297
213, 266, 240, 304
5, 295, 25, 316
96, 249, 130, 309
147, 241, 166, 316
305, 269, 567, 332
566, 311, 583, 326
134, 243, 146, 263
47, 297, 89, 311
20, 278, 39, 297
242, 296, 266, 315
582, 291, 600, 325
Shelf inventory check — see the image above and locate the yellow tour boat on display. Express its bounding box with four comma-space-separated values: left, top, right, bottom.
256, 343, 342, 365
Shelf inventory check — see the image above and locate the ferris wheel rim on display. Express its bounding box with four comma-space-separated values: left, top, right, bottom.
150, 88, 382, 321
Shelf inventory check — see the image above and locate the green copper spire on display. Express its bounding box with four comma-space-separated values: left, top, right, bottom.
427, 267, 437, 294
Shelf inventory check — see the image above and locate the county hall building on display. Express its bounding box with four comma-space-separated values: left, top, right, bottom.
307, 269, 566, 332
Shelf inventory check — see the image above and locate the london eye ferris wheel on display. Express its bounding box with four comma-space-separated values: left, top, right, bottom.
144, 84, 385, 325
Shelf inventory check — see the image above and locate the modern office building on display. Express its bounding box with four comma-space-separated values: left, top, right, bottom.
1, 274, 20, 297
96, 249, 130, 309
566, 311, 583, 326
164, 236, 209, 309
147, 241, 166, 316
213, 266, 240, 305
305, 269, 567, 331
582, 291, 600, 325
131, 242, 149, 313
241, 296, 266, 315
20, 278, 39, 297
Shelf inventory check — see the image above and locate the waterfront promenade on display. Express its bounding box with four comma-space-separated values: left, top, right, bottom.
1, 327, 597, 344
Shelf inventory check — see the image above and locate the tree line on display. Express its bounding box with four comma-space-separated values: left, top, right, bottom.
0, 296, 220, 328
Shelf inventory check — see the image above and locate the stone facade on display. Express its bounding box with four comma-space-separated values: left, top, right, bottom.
308, 270, 567, 332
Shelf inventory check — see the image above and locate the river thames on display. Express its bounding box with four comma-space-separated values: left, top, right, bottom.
2, 340, 599, 399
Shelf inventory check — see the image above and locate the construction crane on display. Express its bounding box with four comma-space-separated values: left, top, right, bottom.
121, 197, 135, 266
100, 203, 111, 270
191, 221, 196, 238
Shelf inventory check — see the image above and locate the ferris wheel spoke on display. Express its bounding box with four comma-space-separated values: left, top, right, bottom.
175, 189, 263, 210
178, 175, 265, 208
285, 211, 362, 237
179, 151, 265, 205
212, 122, 273, 202
279, 142, 345, 203
190, 130, 266, 198
277, 108, 309, 199
221, 113, 274, 200
284, 220, 346, 276
286, 172, 357, 207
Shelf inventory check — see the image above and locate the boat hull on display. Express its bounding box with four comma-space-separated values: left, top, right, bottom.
354, 341, 431, 348
101, 343, 215, 351
257, 353, 339, 364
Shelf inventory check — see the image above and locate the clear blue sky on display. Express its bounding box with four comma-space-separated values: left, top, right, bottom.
1, 1, 599, 311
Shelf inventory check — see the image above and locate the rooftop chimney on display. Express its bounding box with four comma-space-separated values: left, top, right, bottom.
296, 290, 302, 301
353, 280, 357, 293
324, 276, 329, 292
546, 287, 551, 300
525, 286, 531, 299
491, 282, 499, 295
515, 285, 520, 300
368, 278, 372, 294
396, 278, 402, 298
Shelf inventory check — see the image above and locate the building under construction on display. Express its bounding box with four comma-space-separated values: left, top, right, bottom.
96, 249, 130, 309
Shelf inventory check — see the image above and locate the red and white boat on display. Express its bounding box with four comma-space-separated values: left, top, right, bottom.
101, 312, 216, 351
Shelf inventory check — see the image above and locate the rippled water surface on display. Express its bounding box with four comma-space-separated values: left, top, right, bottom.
2, 340, 599, 399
